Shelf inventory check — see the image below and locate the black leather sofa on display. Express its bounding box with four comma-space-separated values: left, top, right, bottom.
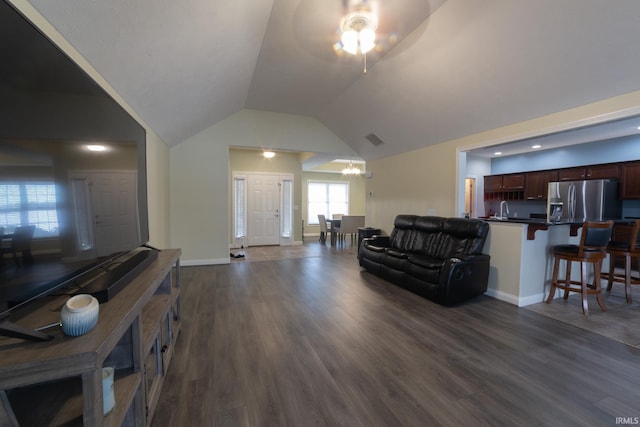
359, 215, 490, 305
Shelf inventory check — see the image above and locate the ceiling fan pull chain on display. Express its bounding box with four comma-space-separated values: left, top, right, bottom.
363, 52, 368, 74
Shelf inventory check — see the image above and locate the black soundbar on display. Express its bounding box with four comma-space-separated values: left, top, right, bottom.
82, 249, 159, 303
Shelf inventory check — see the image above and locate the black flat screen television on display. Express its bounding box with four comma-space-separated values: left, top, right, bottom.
0, 0, 150, 341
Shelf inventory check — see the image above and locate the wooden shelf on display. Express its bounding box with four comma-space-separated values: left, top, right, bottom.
0, 249, 182, 426
104, 369, 142, 427
7, 376, 84, 426
142, 294, 171, 351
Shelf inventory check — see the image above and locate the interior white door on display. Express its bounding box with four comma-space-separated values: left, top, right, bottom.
247, 174, 280, 246
90, 171, 140, 256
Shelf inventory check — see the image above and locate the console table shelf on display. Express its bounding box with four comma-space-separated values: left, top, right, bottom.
0, 249, 181, 426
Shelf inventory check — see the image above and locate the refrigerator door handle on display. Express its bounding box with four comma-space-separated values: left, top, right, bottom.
568, 183, 576, 222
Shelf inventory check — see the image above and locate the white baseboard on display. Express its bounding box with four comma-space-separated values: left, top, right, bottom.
486, 288, 546, 307
485, 288, 519, 306
229, 240, 303, 249
181, 258, 230, 266
517, 293, 546, 307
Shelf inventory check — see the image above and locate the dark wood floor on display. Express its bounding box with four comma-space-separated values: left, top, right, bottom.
152, 244, 640, 426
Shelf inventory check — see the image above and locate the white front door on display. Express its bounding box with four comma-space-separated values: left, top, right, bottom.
90, 171, 139, 256
247, 174, 280, 246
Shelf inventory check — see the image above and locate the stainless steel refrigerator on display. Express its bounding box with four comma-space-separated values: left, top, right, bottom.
547, 179, 621, 223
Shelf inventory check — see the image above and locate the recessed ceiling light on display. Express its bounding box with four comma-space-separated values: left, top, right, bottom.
86, 144, 107, 152
263, 151, 275, 159
636, 126, 640, 130
531, 144, 541, 149
494, 151, 502, 156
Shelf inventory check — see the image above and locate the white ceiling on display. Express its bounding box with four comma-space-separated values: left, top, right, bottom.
26, 0, 640, 162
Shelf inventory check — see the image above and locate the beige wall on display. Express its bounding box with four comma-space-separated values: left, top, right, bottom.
146, 130, 171, 248
366, 142, 456, 234
170, 109, 358, 265
301, 172, 366, 236
10, 0, 172, 249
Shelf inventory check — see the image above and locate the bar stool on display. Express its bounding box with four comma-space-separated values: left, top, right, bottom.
545, 221, 614, 315
603, 219, 640, 303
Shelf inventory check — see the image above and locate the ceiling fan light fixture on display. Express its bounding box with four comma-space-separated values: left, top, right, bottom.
358, 28, 376, 54
339, 9, 377, 56
341, 30, 359, 55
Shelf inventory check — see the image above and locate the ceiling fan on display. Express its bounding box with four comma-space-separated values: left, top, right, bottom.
292, 0, 442, 71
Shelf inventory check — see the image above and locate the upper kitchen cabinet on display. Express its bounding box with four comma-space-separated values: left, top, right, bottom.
484, 175, 503, 192
502, 173, 526, 190
525, 170, 558, 200
484, 173, 525, 192
558, 163, 620, 181
558, 167, 586, 181
587, 163, 620, 179
621, 161, 640, 199
484, 173, 526, 200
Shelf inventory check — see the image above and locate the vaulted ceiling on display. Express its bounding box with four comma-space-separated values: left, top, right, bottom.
25, 0, 640, 161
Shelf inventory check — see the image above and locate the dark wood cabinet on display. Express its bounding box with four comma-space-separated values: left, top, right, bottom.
484, 174, 525, 193
558, 164, 619, 181
558, 167, 586, 181
484, 175, 503, 192
587, 163, 619, 179
525, 170, 558, 200
621, 161, 640, 199
502, 173, 525, 190
484, 160, 637, 202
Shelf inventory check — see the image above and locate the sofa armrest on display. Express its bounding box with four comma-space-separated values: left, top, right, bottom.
437, 254, 490, 306
362, 235, 390, 249
359, 235, 389, 260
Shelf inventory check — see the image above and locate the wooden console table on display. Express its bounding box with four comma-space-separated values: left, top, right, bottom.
0, 248, 181, 426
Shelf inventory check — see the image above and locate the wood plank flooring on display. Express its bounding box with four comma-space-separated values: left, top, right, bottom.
152, 243, 640, 426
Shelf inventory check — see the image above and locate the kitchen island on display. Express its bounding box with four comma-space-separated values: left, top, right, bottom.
483, 218, 636, 306
482, 219, 581, 306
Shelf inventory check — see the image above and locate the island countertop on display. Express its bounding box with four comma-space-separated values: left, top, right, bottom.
481, 217, 633, 240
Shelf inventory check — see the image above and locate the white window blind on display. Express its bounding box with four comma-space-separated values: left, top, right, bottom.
281, 179, 293, 238
307, 181, 349, 224
0, 182, 58, 237
234, 177, 247, 239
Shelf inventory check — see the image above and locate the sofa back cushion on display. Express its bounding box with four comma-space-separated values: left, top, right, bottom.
413, 216, 446, 254
436, 218, 489, 258
389, 215, 419, 251
389, 215, 489, 259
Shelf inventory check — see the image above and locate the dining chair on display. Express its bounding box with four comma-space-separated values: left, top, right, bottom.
317, 214, 330, 243
329, 214, 344, 245
603, 219, 640, 303
0, 225, 36, 268
332, 216, 342, 245
337, 215, 365, 245
545, 220, 614, 315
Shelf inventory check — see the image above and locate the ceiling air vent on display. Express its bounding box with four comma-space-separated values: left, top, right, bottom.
365, 133, 385, 146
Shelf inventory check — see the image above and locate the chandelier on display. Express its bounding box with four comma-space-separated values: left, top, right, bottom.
342, 162, 361, 175
339, 4, 377, 73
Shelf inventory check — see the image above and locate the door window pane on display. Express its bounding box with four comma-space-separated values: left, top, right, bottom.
281, 179, 292, 238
